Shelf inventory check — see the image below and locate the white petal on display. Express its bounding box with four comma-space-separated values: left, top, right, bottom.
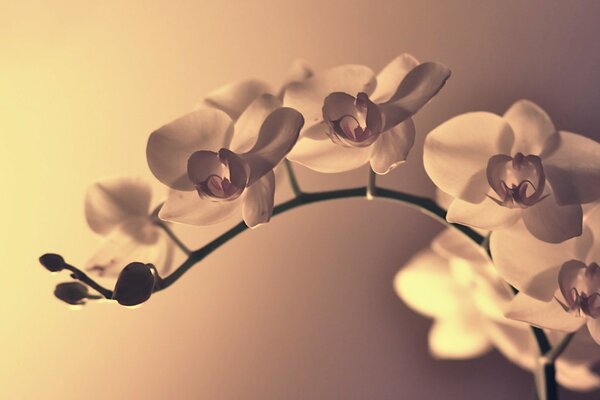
278, 59, 313, 97
86, 219, 174, 278
505, 293, 585, 332
490, 220, 574, 301
230, 94, 282, 153
447, 197, 521, 231
522, 194, 582, 243
379, 62, 451, 131
85, 176, 152, 235
424, 112, 515, 203
503, 99, 556, 155
556, 360, 600, 392
587, 319, 600, 346
159, 189, 240, 226
197, 79, 273, 120
369, 118, 416, 175
429, 318, 492, 359
431, 228, 488, 266
286, 127, 372, 173
284, 64, 376, 127
371, 53, 419, 103
484, 320, 537, 371
147, 109, 234, 190
544, 131, 600, 205
394, 249, 471, 318
242, 170, 275, 228
241, 107, 304, 185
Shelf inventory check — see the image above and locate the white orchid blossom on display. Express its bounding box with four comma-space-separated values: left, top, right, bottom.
147, 94, 304, 228
491, 203, 600, 346
395, 228, 600, 391
424, 100, 600, 243
84, 176, 174, 278
284, 54, 450, 174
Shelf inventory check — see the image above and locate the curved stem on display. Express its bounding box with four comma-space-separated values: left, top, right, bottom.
154, 219, 192, 255
62, 263, 113, 298
158, 187, 483, 290
366, 168, 377, 200
284, 159, 303, 196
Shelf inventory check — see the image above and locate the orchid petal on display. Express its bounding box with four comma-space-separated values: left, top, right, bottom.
279, 59, 313, 98
447, 197, 521, 230
490, 220, 574, 301
85, 177, 152, 235
379, 62, 451, 131
159, 189, 240, 226
198, 79, 273, 120
484, 321, 537, 371
371, 53, 419, 103
587, 319, 600, 345
429, 318, 492, 359
230, 94, 282, 154
369, 118, 415, 175
86, 220, 174, 278
503, 100, 556, 155
240, 107, 304, 185
287, 133, 372, 173
147, 109, 234, 191
544, 131, 600, 205
424, 112, 514, 203
506, 293, 585, 332
522, 195, 582, 243
242, 170, 275, 228
394, 250, 470, 318
284, 64, 376, 127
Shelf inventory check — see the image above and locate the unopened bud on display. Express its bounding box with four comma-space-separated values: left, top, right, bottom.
54, 282, 89, 305
40, 253, 65, 272
112, 262, 157, 306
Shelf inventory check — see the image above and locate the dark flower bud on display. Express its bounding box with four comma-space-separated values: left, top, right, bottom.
40, 253, 65, 272
112, 262, 157, 306
54, 282, 89, 305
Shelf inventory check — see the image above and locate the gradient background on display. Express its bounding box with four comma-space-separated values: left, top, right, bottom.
2, 1, 600, 398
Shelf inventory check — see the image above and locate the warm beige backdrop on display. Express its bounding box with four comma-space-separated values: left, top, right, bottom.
2, 1, 600, 399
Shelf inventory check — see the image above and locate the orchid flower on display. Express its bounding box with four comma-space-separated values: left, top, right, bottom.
424, 100, 600, 243
491, 203, 600, 346
395, 229, 600, 391
84, 176, 174, 278
147, 94, 304, 227
284, 54, 451, 174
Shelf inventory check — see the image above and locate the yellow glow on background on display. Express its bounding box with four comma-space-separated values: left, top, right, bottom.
2, 1, 600, 398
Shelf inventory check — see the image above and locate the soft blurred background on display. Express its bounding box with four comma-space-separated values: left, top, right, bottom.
2, 0, 600, 398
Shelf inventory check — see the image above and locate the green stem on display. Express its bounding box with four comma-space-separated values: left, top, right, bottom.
153, 219, 192, 255
284, 159, 303, 196
158, 187, 483, 290
62, 263, 114, 298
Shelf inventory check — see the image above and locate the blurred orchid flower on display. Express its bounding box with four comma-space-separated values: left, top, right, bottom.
424, 100, 600, 243
284, 54, 450, 174
491, 203, 600, 345
395, 228, 600, 391
147, 95, 304, 227
85, 176, 174, 278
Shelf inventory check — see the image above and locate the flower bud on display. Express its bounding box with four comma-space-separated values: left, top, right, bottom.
40, 253, 65, 272
54, 282, 89, 305
112, 262, 157, 306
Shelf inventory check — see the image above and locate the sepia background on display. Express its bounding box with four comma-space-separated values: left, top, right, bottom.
2, 0, 600, 398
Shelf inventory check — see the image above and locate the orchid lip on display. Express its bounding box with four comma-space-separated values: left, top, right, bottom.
486, 152, 547, 209
325, 92, 381, 148
187, 149, 247, 202
557, 261, 600, 319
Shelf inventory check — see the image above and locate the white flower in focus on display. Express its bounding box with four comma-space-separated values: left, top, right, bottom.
147, 95, 304, 227
424, 100, 600, 243
395, 228, 600, 391
284, 54, 450, 174
491, 203, 600, 346
85, 176, 174, 278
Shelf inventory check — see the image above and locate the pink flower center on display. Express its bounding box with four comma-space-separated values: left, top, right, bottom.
187, 149, 247, 202
328, 93, 380, 148
557, 261, 600, 319
486, 152, 547, 209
